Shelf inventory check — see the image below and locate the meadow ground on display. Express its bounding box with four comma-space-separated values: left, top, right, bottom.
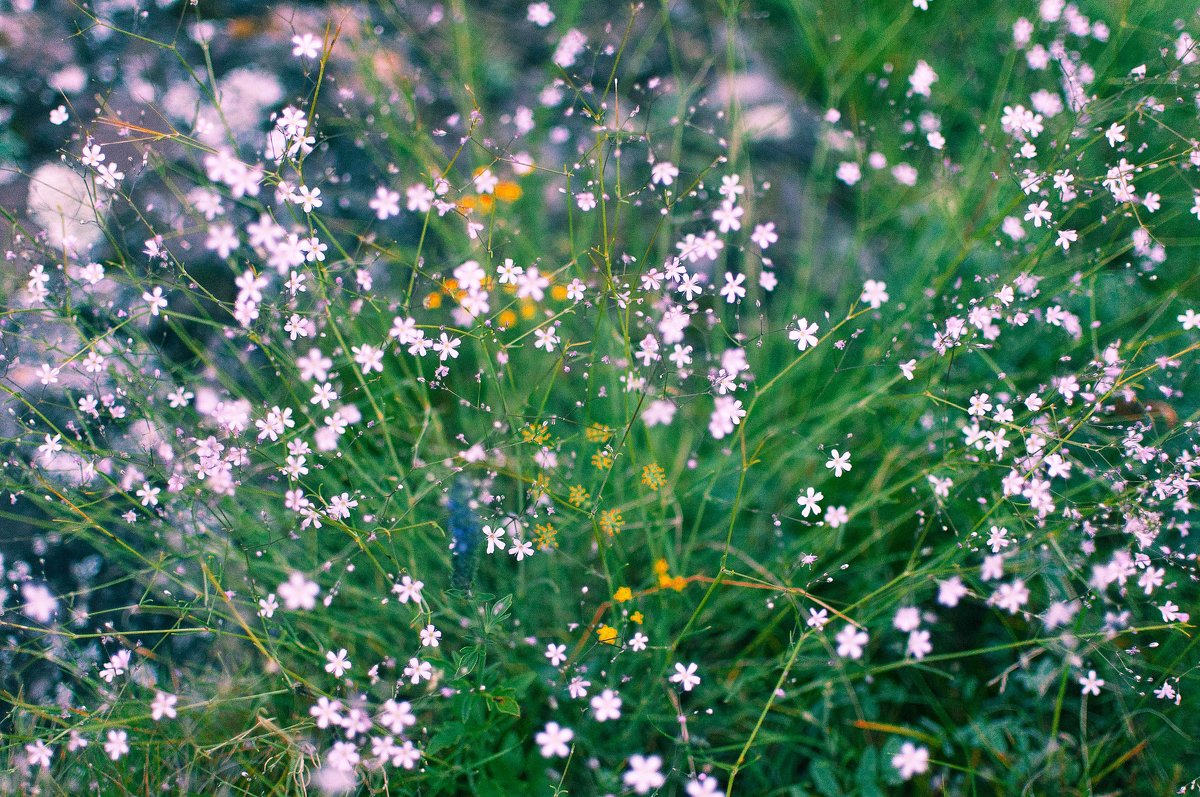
1, 0, 1200, 794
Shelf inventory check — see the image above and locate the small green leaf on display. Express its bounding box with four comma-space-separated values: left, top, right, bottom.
485, 687, 521, 717
809, 760, 841, 797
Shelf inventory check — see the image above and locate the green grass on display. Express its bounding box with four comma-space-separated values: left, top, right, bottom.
1, 1, 1199, 794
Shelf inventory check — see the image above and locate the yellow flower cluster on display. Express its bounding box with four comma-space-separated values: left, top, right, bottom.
654, 558, 687, 591
533, 522, 558, 550
585, 423, 613, 443
599, 508, 624, 536
521, 422, 551, 445
641, 463, 666, 491
568, 484, 590, 506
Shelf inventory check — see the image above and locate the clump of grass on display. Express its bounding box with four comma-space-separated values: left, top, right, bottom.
1, 1, 1199, 794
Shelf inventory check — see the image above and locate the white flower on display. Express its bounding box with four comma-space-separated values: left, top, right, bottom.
544, 643, 567, 666
482, 525, 507, 554
352, 344, 384, 374
325, 648, 352, 678
509, 539, 535, 561
651, 161, 679, 186
751, 222, 778, 249
277, 572, 319, 611
28, 163, 105, 249
891, 742, 929, 780
527, 2, 555, 26
151, 692, 178, 721
473, 169, 498, 194
258, 594, 279, 618
143, 286, 168, 316
907, 630, 932, 660
789, 318, 819, 350
936, 577, 967, 607
669, 661, 701, 692
104, 730, 129, 761
687, 774, 726, 797
296, 185, 323, 212
825, 449, 852, 477
834, 624, 868, 659
534, 722, 574, 757
1079, 669, 1105, 696
402, 657, 433, 684
25, 740, 53, 768
823, 504, 849, 528
836, 161, 862, 185
369, 186, 401, 219
860, 279, 889, 308
392, 575, 424, 604
378, 699, 416, 733
796, 487, 823, 517
589, 688, 622, 721
720, 271, 746, 303
623, 754, 666, 794
420, 624, 443, 648
309, 696, 343, 729
291, 33, 321, 58
390, 740, 421, 769
908, 60, 938, 96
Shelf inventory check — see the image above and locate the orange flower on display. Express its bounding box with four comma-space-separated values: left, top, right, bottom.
495, 181, 522, 202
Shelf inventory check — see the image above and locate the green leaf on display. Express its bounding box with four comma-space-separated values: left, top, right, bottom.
855, 747, 883, 797
454, 644, 483, 676
809, 760, 841, 797
484, 686, 521, 717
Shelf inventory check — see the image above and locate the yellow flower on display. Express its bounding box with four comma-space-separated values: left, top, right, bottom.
568, 484, 590, 506
630, 611, 644, 624
641, 463, 666, 491
495, 181, 523, 202
599, 508, 624, 536
591, 451, 613, 470
597, 625, 618, 644
533, 523, 558, 550
521, 423, 551, 445
655, 558, 680, 588
585, 423, 613, 443
613, 586, 633, 603
530, 472, 551, 500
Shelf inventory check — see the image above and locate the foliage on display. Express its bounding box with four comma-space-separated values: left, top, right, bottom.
1, 1, 1199, 795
